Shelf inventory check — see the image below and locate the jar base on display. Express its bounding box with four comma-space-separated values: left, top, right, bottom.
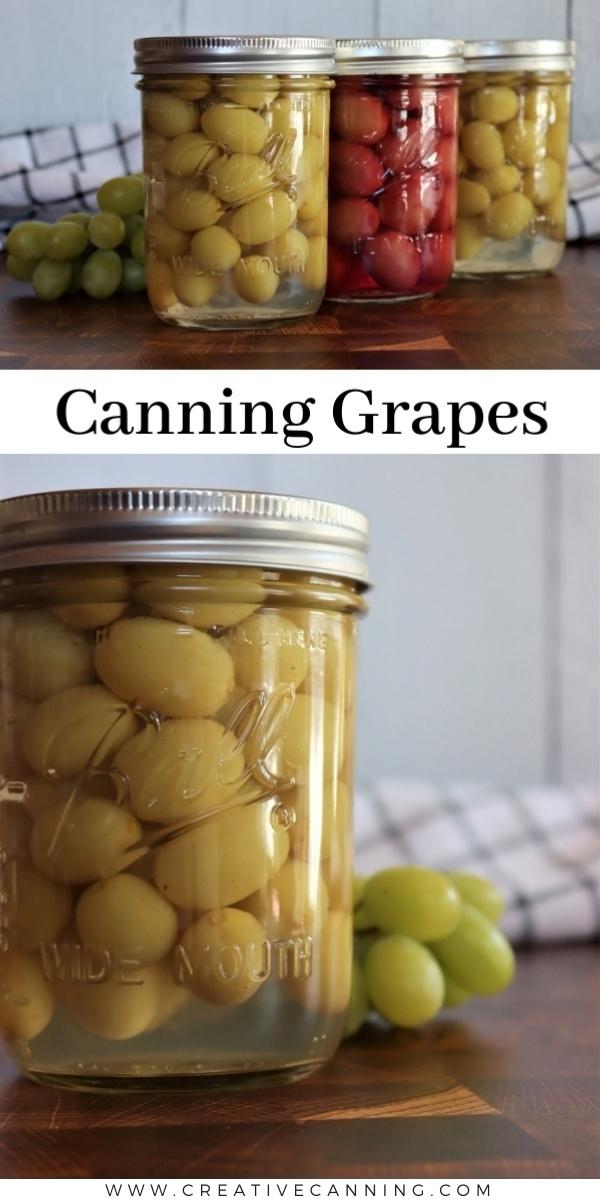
154, 298, 324, 332
454, 268, 555, 280
454, 235, 565, 279
327, 291, 435, 304
24, 1059, 325, 1094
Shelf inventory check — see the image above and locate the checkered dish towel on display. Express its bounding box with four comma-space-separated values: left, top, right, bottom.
354, 781, 600, 945
1, 122, 599, 241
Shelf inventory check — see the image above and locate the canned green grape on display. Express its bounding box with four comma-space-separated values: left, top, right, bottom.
0, 487, 368, 1089
455, 40, 575, 276
135, 36, 335, 328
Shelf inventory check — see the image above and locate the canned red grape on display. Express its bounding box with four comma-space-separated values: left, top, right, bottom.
327, 40, 464, 301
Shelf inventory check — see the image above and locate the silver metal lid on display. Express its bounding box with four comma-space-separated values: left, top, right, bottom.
464, 39, 576, 72
335, 38, 464, 76
134, 35, 335, 76
0, 488, 370, 586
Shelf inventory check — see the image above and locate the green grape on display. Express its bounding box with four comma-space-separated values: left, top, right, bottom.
353, 932, 378, 965
45, 221, 89, 261
66, 257, 84, 294
442, 972, 471, 1008
97, 175, 144, 217
81, 249, 122, 298
131, 228, 146, 265
88, 212, 126, 250
57, 212, 90, 229
344, 960, 369, 1037
430, 904, 515, 997
32, 259, 72, 301
365, 935, 444, 1028
6, 221, 50, 261
353, 875, 372, 929
124, 213, 144, 246
6, 255, 37, 281
447, 871, 505, 923
352, 874, 366, 907
353, 908, 372, 932
364, 866, 462, 941
119, 257, 146, 293
353, 896, 374, 932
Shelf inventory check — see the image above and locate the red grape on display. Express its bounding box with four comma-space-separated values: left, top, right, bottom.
332, 91, 389, 144
381, 120, 439, 175
326, 245, 379, 296
386, 85, 432, 115
346, 261, 379, 292
327, 243, 354, 293
429, 182, 456, 232
378, 171, 443, 236
329, 197, 380, 244
385, 87, 413, 112
330, 140, 384, 197
437, 136, 457, 181
437, 88, 458, 136
362, 231, 421, 292
419, 231, 456, 286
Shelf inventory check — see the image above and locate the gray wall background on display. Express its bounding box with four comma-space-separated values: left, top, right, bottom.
0, 1, 597, 141
1, 455, 597, 791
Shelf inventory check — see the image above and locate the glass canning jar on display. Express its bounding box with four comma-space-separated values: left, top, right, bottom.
326, 39, 464, 301
134, 36, 335, 329
455, 40, 576, 276
0, 489, 368, 1091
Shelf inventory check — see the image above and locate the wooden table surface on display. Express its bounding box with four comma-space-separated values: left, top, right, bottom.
0, 945, 598, 1180
1, 245, 599, 370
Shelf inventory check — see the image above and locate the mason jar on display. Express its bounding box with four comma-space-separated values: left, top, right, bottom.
326, 39, 464, 301
455, 40, 576, 276
0, 489, 368, 1090
134, 36, 335, 328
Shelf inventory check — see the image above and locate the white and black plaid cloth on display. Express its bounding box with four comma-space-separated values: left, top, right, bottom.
355, 781, 600, 945
1, 122, 599, 241
567, 142, 600, 241
0, 122, 140, 235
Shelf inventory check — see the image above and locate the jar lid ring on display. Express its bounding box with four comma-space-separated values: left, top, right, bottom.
463, 39, 575, 72
134, 35, 336, 75
0, 488, 370, 587
334, 38, 464, 75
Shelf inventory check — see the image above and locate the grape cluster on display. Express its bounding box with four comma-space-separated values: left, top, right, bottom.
345, 865, 514, 1036
4, 176, 146, 301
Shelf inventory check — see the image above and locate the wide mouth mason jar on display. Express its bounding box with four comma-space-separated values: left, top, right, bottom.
455, 40, 576, 276
0, 489, 368, 1091
326, 39, 464, 302
134, 36, 335, 329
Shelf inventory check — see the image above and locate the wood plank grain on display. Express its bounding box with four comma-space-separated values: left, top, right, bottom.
0, 1116, 557, 1179
0, 946, 598, 1179
300, 1083, 496, 1120
2, 246, 598, 370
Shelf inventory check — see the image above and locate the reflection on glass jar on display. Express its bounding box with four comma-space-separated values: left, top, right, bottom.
134, 36, 335, 328
326, 40, 464, 301
0, 488, 368, 1089
455, 40, 575, 276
